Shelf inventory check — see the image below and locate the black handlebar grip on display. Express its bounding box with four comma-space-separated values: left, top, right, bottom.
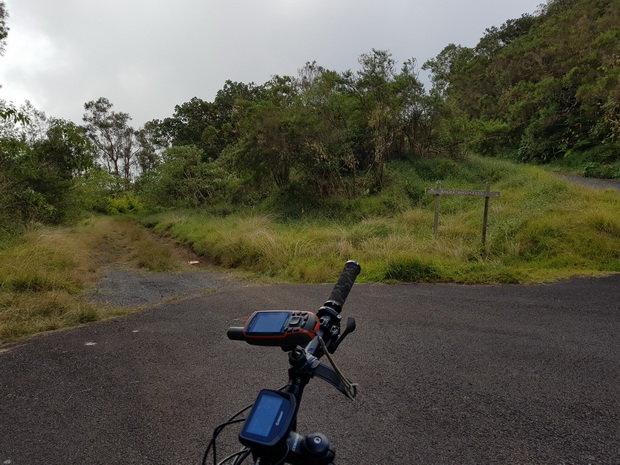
325, 260, 361, 313
227, 327, 245, 341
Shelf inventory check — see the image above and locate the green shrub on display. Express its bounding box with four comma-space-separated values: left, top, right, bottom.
105, 192, 145, 214
583, 162, 620, 180
410, 157, 462, 182
140, 145, 234, 208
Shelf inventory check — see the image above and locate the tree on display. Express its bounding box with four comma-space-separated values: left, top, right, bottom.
135, 119, 167, 173
0, 104, 30, 125
0, 1, 8, 57
83, 97, 140, 180
142, 145, 231, 207
211, 80, 266, 155
226, 52, 438, 197
231, 100, 297, 189
0, 100, 47, 142
475, 14, 537, 58
340, 50, 432, 184
423, 0, 620, 165
0, 4, 29, 125
214, 80, 265, 125
158, 97, 215, 152
0, 115, 95, 225
27, 120, 95, 215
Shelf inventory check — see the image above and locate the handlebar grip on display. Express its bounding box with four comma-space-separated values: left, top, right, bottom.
227, 327, 245, 341
325, 260, 361, 312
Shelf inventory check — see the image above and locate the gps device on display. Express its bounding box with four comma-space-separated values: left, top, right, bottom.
228, 311, 320, 347
239, 389, 296, 449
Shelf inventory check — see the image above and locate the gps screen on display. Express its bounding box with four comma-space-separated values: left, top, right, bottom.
244, 392, 284, 437
247, 312, 290, 334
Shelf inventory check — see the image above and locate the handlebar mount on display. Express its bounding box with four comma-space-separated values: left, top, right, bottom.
202, 261, 361, 465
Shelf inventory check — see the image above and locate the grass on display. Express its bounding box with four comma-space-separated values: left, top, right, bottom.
2, 156, 618, 343
0, 216, 182, 344
142, 156, 620, 284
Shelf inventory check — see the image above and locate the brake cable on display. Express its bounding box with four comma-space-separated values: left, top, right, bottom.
316, 337, 358, 400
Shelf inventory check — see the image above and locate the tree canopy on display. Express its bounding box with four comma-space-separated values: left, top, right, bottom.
0, 1, 8, 56
424, 0, 620, 168
1, 0, 618, 228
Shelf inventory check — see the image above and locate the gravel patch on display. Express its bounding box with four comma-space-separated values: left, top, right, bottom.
85, 268, 241, 308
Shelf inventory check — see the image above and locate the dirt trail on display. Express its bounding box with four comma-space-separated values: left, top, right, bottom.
85, 268, 239, 308
84, 228, 241, 309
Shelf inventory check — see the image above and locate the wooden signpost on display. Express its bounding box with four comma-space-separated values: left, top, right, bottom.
425, 182, 500, 250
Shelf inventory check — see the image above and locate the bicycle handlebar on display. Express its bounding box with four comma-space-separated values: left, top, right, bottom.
225, 261, 361, 352
208, 261, 362, 465
226, 327, 245, 341
323, 260, 361, 313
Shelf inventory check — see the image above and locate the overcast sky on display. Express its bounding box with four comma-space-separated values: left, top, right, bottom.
1, 0, 543, 127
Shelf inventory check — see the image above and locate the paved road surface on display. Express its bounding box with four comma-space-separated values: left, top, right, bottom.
556, 174, 620, 192
1, 272, 619, 464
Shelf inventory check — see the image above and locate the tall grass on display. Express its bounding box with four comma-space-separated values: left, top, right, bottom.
0, 217, 180, 344
4, 157, 616, 342
143, 156, 619, 284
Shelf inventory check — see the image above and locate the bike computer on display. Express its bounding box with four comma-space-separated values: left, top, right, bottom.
239, 389, 296, 450
241, 311, 320, 347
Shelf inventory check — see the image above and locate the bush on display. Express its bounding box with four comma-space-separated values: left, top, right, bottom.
411, 157, 462, 182
105, 192, 145, 214
140, 145, 234, 208
583, 162, 620, 180
75, 168, 126, 213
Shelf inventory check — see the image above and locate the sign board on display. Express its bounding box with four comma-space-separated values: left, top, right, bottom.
425, 188, 500, 198
425, 183, 501, 251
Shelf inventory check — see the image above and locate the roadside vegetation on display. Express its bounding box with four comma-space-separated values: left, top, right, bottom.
0, 217, 180, 343
1, 0, 619, 342
143, 156, 620, 284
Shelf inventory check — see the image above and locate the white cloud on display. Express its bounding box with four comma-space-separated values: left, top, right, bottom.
0, 0, 543, 126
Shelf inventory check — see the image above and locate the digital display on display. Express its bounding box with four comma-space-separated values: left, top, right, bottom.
244, 393, 284, 437
239, 390, 295, 448
247, 312, 290, 334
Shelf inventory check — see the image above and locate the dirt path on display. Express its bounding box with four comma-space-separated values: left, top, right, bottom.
85, 267, 239, 308
83, 219, 243, 309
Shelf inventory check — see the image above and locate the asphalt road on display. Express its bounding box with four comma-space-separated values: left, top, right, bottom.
555, 175, 620, 193
1, 272, 619, 464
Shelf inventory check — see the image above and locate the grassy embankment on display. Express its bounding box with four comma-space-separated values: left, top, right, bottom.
143, 156, 620, 284
0, 217, 180, 344
2, 156, 618, 344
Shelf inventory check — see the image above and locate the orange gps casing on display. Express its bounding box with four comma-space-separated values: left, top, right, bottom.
242, 311, 320, 347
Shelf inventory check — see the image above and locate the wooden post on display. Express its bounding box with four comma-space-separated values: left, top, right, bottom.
433, 181, 441, 239
425, 183, 500, 248
481, 182, 491, 252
